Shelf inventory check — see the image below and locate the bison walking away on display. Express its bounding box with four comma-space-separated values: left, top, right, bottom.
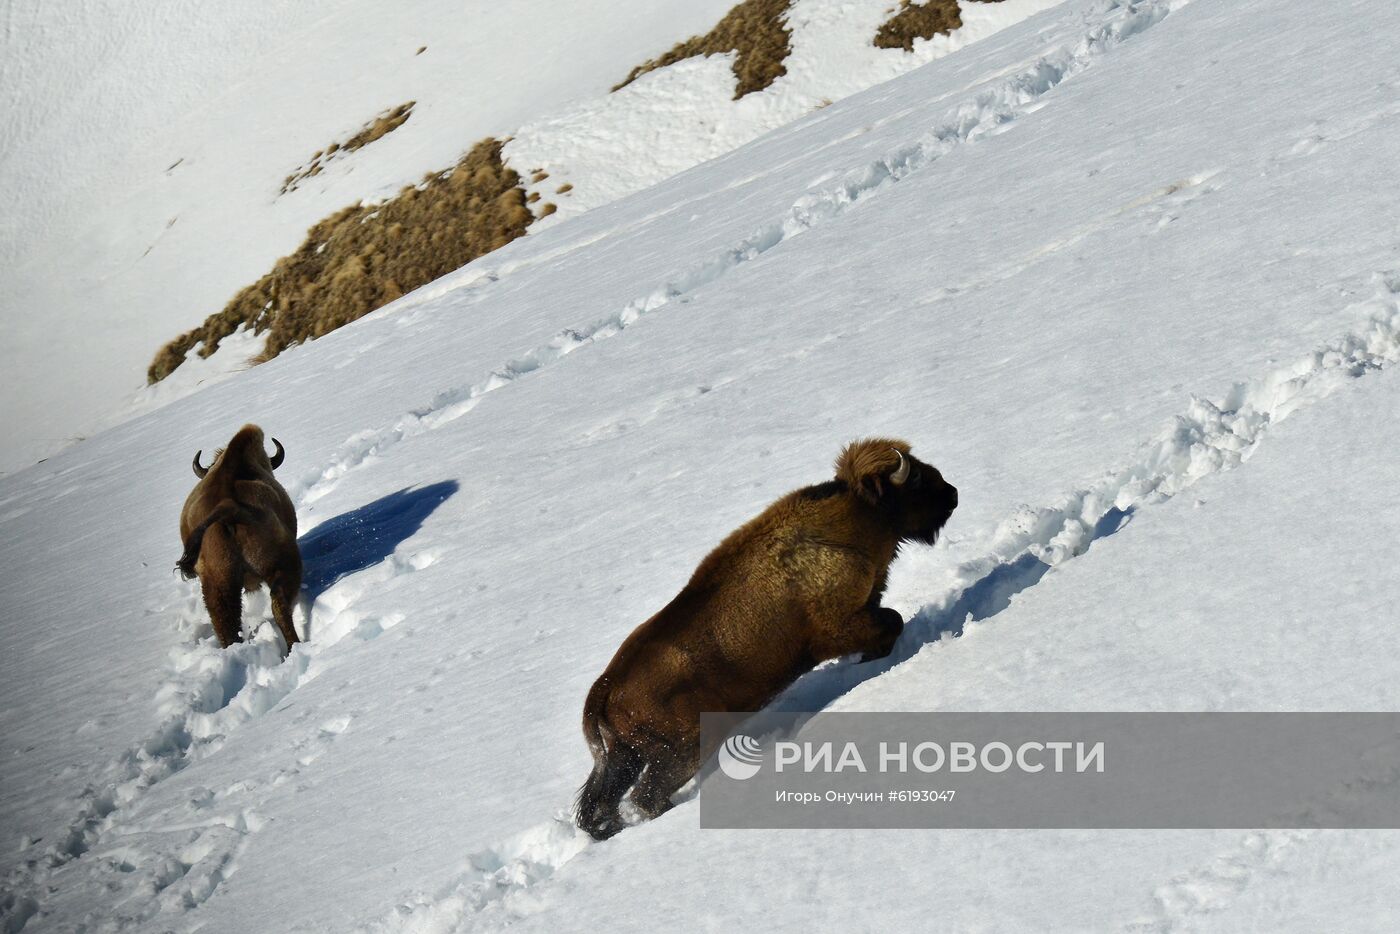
576, 438, 958, 839
178, 424, 302, 654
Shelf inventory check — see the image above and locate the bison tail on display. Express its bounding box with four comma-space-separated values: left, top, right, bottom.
579, 675, 612, 757
176, 499, 245, 580
574, 678, 643, 841
176, 526, 209, 580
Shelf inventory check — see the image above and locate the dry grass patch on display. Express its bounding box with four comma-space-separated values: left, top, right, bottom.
149, 138, 534, 383
874, 0, 1004, 51
613, 0, 793, 100
281, 102, 416, 195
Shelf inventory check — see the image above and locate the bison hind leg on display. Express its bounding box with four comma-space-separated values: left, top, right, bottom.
575, 741, 644, 841
200, 571, 244, 648
629, 741, 701, 819
268, 565, 302, 656
197, 525, 244, 648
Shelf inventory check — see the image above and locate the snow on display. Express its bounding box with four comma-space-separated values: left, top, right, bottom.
0, 0, 738, 474
0, 0, 1062, 478
506, 0, 1066, 224
4, 0, 1400, 930
2, 0, 1058, 476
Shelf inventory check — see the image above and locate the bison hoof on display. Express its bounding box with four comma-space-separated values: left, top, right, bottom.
858, 645, 893, 664
858, 608, 903, 663
875, 607, 904, 633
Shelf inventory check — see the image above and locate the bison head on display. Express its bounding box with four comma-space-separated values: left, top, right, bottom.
192, 426, 285, 478
836, 438, 958, 545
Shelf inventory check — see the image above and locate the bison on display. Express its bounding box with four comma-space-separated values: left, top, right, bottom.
177, 424, 302, 654
575, 437, 958, 839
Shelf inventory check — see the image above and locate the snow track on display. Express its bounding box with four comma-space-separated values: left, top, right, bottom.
353, 268, 1400, 932
1, 516, 438, 930
361, 816, 591, 934
291, 0, 1189, 507
782, 271, 1400, 710
1125, 830, 1312, 932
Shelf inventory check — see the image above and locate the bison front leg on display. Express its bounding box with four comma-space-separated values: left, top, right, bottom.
857, 606, 903, 663
809, 604, 903, 664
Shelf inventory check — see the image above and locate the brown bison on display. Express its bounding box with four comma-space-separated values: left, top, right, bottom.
575, 438, 958, 839
177, 424, 302, 654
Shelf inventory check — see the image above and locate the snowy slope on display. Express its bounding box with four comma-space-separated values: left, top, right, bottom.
4, 0, 1400, 930
0, 0, 1062, 478
0, 0, 737, 475
533, 349, 1400, 934
506, 0, 1065, 224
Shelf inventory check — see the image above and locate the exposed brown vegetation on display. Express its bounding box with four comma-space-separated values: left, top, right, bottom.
149, 138, 534, 383
281, 102, 416, 195
574, 439, 959, 839
613, 0, 793, 100
874, 0, 1005, 52
179, 424, 301, 654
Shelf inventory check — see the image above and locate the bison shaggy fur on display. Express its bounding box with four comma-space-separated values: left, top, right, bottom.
575, 438, 957, 839
178, 424, 301, 654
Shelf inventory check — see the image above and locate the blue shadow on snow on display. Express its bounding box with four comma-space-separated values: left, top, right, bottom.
298, 481, 459, 602
771, 505, 1136, 713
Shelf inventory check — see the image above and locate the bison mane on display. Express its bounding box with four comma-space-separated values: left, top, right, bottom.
835, 437, 911, 503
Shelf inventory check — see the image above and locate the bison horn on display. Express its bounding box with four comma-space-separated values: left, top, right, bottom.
192, 451, 210, 479
269, 437, 285, 469
890, 449, 910, 486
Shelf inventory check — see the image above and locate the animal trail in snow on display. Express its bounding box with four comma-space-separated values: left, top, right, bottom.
362, 814, 592, 933
288, 0, 1188, 510
778, 269, 1400, 714
1, 493, 442, 931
